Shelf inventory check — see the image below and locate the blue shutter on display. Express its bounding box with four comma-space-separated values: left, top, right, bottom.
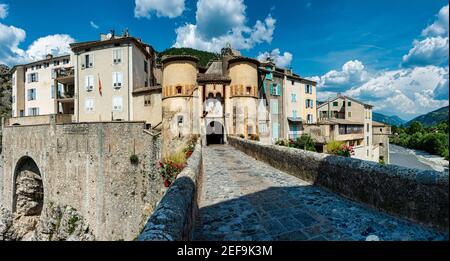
277, 84, 281, 96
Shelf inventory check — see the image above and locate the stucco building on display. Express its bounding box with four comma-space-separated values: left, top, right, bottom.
306, 94, 377, 162
258, 61, 317, 144
10, 54, 73, 123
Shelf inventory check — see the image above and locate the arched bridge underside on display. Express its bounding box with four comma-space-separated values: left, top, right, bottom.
194, 145, 448, 241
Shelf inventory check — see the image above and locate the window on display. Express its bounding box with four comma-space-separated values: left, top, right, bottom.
113, 49, 122, 64
348, 101, 352, 107
44, 63, 49, 68
246, 87, 252, 95
27, 89, 36, 101
112, 96, 123, 112
144, 60, 148, 73
144, 95, 152, 106
83, 54, 93, 68
293, 110, 297, 118
291, 80, 295, 85
309, 85, 313, 94
85, 75, 95, 91
291, 93, 297, 102
63, 59, 70, 64
306, 99, 313, 109
85, 98, 94, 113
305, 84, 313, 94
51, 85, 55, 98
176, 86, 182, 94
333, 101, 338, 107
54, 60, 60, 66
367, 149, 369, 157
177, 115, 184, 125
259, 122, 268, 134
36, 64, 42, 69
367, 123, 370, 132
307, 114, 313, 124
270, 83, 280, 96
380, 128, 383, 133
265, 66, 272, 80
27, 73, 39, 83
20, 110, 24, 117
348, 112, 352, 118
112, 72, 123, 88
367, 136, 369, 145
28, 107, 39, 116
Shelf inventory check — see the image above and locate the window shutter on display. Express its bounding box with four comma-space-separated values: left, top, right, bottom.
85, 76, 89, 90
27, 74, 30, 83
51, 85, 55, 98
118, 72, 123, 86
277, 84, 281, 96
35, 73, 39, 82
89, 54, 94, 67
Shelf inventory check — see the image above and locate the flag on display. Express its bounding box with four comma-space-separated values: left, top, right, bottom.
98, 74, 102, 96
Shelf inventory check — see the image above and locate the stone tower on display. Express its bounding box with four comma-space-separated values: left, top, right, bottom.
227, 57, 260, 138
161, 55, 199, 156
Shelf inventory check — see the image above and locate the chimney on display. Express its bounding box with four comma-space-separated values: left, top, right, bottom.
46, 54, 53, 60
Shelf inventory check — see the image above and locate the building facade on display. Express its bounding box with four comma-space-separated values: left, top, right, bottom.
11, 55, 73, 119
372, 121, 391, 164
309, 94, 377, 162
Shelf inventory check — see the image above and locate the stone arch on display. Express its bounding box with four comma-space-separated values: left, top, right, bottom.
13, 156, 44, 217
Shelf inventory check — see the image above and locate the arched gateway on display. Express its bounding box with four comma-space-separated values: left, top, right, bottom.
13, 156, 44, 217
206, 121, 224, 145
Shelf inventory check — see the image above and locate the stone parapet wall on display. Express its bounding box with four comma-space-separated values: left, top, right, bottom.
228, 136, 449, 231
1, 121, 163, 240
138, 141, 202, 241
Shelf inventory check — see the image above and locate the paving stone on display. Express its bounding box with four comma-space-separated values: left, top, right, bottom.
193, 145, 448, 241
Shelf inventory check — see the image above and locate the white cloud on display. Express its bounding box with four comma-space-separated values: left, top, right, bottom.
257, 49, 293, 68
422, 5, 449, 37
173, 0, 276, 52
344, 66, 449, 119
314, 60, 369, 90
0, 20, 75, 65
134, 0, 185, 19
25, 34, 75, 61
0, 3, 8, 19
403, 5, 449, 67
402, 36, 449, 67
90, 21, 99, 29
0, 22, 27, 65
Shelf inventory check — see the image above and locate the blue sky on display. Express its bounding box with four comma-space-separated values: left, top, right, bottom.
0, 0, 448, 120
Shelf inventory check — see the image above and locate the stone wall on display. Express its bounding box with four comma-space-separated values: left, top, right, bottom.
1, 121, 163, 240
228, 136, 449, 231
138, 141, 202, 241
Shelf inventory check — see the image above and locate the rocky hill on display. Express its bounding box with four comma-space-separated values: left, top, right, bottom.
0, 64, 12, 119
0, 64, 12, 153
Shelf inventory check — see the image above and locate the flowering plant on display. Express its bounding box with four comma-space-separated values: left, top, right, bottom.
159, 160, 185, 186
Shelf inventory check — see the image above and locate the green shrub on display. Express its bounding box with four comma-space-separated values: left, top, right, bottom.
130, 154, 139, 165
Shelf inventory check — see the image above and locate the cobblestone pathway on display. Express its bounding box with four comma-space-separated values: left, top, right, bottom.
193, 145, 448, 241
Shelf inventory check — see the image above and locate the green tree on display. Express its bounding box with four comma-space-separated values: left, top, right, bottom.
407, 121, 423, 134
421, 133, 448, 156
296, 134, 316, 152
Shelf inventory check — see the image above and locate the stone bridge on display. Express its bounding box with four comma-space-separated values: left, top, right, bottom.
1, 121, 162, 241
139, 137, 448, 241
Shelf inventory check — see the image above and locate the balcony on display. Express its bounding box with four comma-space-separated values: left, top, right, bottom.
53, 67, 75, 85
